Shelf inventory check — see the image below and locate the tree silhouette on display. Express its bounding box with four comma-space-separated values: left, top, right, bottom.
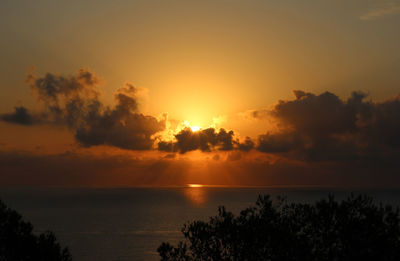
158, 194, 400, 260
0, 199, 72, 261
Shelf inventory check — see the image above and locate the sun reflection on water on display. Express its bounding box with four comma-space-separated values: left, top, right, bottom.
184, 184, 207, 205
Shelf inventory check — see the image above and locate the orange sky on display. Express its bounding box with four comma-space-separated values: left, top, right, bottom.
1, 0, 400, 187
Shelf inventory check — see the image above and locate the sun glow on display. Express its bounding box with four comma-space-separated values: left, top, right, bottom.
187, 184, 204, 188
181, 121, 202, 132
191, 126, 200, 132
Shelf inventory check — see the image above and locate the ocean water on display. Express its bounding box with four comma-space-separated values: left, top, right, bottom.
1, 187, 400, 261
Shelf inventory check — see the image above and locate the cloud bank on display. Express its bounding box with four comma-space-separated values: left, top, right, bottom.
2, 69, 400, 187
2, 70, 400, 164
2, 69, 166, 150
256, 90, 400, 162
1, 149, 400, 187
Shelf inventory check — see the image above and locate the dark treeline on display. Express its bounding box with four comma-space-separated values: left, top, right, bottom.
2, 194, 400, 261
0, 200, 71, 261
158, 194, 400, 260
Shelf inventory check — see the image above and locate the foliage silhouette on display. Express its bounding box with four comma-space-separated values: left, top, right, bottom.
158, 194, 400, 260
0, 199, 72, 261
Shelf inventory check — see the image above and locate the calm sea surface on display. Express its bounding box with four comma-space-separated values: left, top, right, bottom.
1, 187, 400, 261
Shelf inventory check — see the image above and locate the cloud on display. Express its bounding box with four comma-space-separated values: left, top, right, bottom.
157, 127, 254, 154
3, 70, 400, 187
2, 68, 400, 170
1, 69, 165, 150
1, 107, 36, 125
360, 1, 400, 20
258, 131, 302, 153
256, 90, 400, 162
239, 109, 270, 120
0, 149, 188, 187
74, 83, 165, 150
1, 149, 400, 187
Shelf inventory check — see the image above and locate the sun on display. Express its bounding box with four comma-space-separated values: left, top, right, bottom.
191, 126, 200, 132
181, 120, 202, 132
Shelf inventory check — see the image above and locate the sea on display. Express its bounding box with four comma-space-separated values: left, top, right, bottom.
1, 187, 400, 261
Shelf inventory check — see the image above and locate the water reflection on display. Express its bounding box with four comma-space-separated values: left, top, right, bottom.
183, 185, 207, 206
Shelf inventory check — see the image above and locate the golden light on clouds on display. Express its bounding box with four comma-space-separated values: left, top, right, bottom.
182, 117, 226, 133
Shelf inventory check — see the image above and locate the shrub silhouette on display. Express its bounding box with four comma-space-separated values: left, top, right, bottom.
0, 199, 72, 261
158, 194, 400, 260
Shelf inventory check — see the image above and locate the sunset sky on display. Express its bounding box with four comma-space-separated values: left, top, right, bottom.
1, 0, 400, 187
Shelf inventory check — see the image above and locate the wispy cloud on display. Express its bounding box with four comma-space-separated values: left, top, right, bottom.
360, 0, 400, 20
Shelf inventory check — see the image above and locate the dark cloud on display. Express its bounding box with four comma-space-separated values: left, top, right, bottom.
1, 149, 400, 187
73, 83, 165, 150
256, 90, 400, 162
75, 111, 165, 150
236, 137, 255, 151
1, 107, 36, 125
258, 131, 302, 153
1, 69, 165, 150
0, 150, 189, 187
158, 127, 254, 154
28, 68, 100, 102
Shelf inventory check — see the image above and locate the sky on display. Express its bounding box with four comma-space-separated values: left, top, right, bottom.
1, 0, 400, 187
